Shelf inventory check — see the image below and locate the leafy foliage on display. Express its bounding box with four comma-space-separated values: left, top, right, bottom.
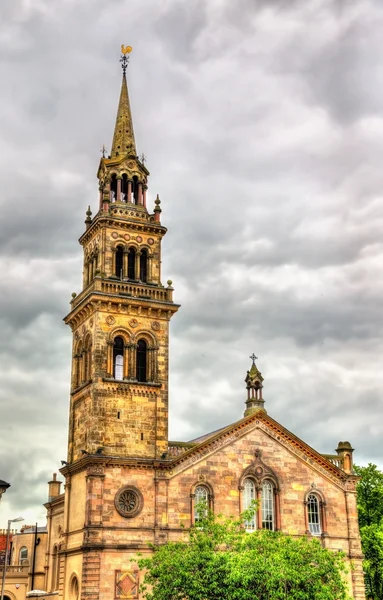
355, 464, 383, 599
138, 505, 349, 600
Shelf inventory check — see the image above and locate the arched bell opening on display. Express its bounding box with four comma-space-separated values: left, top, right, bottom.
132, 175, 139, 205
140, 249, 148, 282
128, 247, 136, 280
121, 173, 128, 202
115, 245, 124, 278
136, 339, 147, 382
110, 174, 117, 202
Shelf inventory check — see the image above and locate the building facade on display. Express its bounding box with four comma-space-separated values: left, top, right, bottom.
1, 50, 366, 600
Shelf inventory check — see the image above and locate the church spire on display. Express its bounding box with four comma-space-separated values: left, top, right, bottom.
111, 45, 136, 159
244, 354, 265, 416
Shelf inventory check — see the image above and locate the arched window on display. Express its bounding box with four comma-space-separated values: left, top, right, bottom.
19, 546, 28, 564
110, 174, 117, 202
132, 175, 138, 205
261, 481, 275, 530
140, 249, 148, 282
307, 494, 321, 535
115, 246, 124, 278
194, 485, 208, 523
51, 546, 58, 591
113, 337, 124, 380
136, 340, 147, 382
128, 247, 136, 280
243, 479, 256, 531
121, 174, 128, 202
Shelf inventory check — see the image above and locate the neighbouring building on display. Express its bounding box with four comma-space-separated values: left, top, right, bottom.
1, 48, 366, 600
1, 525, 47, 600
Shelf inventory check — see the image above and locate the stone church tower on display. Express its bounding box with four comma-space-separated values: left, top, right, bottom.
35, 49, 366, 600
65, 47, 179, 464
60, 48, 179, 598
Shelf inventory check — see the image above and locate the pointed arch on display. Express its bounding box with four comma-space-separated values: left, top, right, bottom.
239, 450, 281, 531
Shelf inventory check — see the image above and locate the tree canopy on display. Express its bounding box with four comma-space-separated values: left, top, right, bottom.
138, 506, 349, 600
355, 463, 383, 600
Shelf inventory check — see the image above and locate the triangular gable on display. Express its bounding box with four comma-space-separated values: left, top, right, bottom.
166, 410, 349, 488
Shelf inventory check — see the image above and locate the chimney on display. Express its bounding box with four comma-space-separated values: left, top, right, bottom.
336, 441, 354, 474
48, 473, 62, 502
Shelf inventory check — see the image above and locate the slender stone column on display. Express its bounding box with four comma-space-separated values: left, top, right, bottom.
123, 248, 129, 279
127, 180, 132, 203
135, 250, 141, 281
138, 183, 143, 205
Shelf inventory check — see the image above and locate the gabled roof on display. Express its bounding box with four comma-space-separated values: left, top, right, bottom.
167, 409, 350, 487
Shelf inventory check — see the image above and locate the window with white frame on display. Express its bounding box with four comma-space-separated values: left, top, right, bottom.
243, 478, 257, 531
307, 493, 321, 535
261, 481, 275, 530
19, 546, 28, 564
194, 485, 209, 523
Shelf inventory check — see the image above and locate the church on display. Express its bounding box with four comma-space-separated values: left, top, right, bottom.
3, 47, 366, 600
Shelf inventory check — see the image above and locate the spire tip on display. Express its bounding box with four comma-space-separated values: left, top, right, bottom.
120, 45, 132, 75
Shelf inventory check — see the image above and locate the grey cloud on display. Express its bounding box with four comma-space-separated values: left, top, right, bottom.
1, 0, 383, 527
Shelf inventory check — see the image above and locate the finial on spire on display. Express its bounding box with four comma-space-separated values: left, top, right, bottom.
244, 355, 265, 417
249, 353, 258, 366
120, 45, 132, 76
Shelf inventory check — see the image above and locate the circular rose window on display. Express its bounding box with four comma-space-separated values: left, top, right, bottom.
115, 486, 143, 518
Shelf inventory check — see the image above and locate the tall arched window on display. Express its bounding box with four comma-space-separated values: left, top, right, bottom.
140, 249, 148, 282
307, 494, 321, 535
261, 481, 275, 530
136, 340, 147, 382
113, 337, 124, 380
194, 485, 208, 523
128, 247, 136, 280
115, 246, 124, 278
243, 479, 256, 531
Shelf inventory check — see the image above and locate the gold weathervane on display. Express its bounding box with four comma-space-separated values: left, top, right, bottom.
120, 45, 132, 75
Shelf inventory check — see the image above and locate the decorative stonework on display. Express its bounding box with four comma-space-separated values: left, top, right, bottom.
129, 318, 139, 328
136, 235, 142, 243
114, 486, 143, 518
106, 315, 116, 325
151, 321, 161, 331
112, 232, 119, 239
115, 570, 139, 599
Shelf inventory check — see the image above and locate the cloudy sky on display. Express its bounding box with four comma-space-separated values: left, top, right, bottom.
1, 0, 383, 528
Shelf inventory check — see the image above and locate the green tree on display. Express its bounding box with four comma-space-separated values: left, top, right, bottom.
355, 463, 383, 599
138, 506, 349, 600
